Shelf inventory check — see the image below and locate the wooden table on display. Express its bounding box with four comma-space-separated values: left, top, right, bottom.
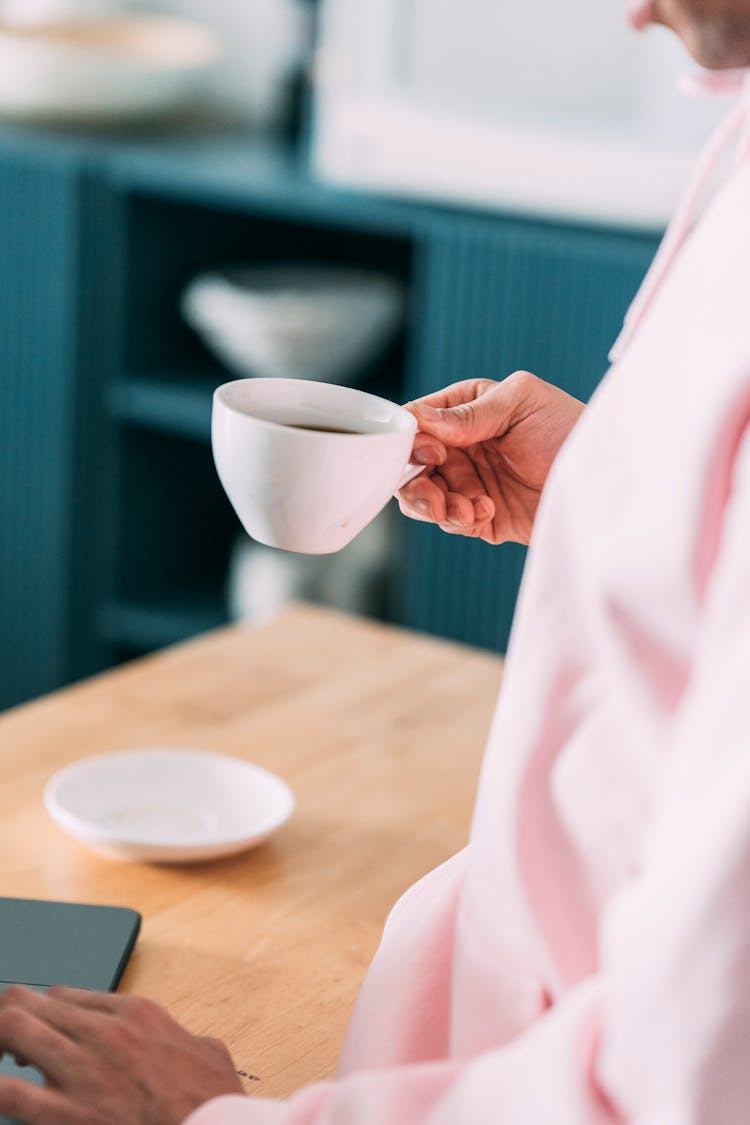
0, 605, 502, 1100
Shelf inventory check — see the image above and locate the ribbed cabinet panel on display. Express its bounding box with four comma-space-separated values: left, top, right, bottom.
0, 146, 82, 708
402, 216, 659, 652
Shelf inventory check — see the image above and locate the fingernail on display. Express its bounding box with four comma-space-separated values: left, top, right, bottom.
414, 404, 443, 422
414, 499, 432, 518
413, 445, 443, 466
475, 498, 493, 520
447, 504, 465, 526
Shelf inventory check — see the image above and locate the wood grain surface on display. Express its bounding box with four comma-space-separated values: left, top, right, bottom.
0, 604, 503, 1099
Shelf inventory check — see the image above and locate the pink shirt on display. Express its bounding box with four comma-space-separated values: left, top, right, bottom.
187, 83, 750, 1124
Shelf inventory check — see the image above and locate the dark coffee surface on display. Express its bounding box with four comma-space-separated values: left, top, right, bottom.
286, 423, 365, 435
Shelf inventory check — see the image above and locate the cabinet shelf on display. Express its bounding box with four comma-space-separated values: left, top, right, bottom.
107, 373, 222, 442
108, 348, 406, 442
97, 591, 229, 654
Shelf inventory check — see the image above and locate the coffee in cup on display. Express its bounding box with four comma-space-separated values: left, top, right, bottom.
211, 378, 422, 555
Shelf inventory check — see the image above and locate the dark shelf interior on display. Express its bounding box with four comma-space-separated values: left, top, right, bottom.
108, 428, 237, 647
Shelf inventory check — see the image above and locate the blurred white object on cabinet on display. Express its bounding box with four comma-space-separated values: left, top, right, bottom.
136, 0, 310, 128
228, 507, 395, 625
182, 266, 404, 384
0, 15, 222, 124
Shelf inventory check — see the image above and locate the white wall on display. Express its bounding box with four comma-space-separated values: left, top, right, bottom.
407, 0, 641, 126
402, 0, 726, 144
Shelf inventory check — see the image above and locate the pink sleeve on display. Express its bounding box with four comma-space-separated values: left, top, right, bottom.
185, 443, 750, 1125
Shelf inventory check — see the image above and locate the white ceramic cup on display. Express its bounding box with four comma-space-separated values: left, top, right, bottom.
212, 378, 422, 555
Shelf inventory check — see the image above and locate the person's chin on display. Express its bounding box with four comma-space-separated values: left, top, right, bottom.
682, 25, 750, 69
628, 0, 750, 70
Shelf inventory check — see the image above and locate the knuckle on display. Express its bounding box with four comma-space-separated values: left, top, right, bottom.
114, 995, 172, 1042
473, 378, 499, 398
452, 402, 477, 426
505, 369, 537, 394
123, 994, 160, 1021
0, 985, 27, 1008
0, 1006, 30, 1037
107, 1020, 147, 1061
44, 985, 65, 1000
46, 985, 81, 1003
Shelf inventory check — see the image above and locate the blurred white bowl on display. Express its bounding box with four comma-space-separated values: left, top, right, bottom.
181, 266, 404, 384
0, 16, 222, 124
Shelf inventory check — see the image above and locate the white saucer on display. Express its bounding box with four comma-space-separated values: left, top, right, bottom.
44, 748, 295, 863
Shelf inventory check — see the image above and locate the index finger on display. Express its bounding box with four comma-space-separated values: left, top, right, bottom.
45, 987, 120, 1013
405, 378, 498, 413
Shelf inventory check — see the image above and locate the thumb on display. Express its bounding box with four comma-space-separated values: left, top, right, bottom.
408, 388, 511, 448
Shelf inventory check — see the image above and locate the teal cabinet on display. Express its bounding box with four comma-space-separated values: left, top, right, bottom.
0, 142, 93, 709
400, 216, 658, 652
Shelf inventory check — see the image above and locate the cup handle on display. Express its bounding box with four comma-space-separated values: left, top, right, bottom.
396, 462, 428, 491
